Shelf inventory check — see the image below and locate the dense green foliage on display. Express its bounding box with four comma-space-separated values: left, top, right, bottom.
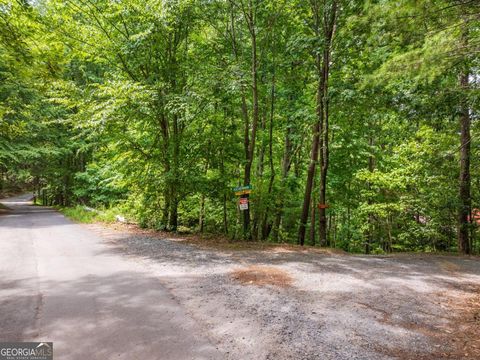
1, 0, 478, 253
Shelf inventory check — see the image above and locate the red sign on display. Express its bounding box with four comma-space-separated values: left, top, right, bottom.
468, 209, 480, 225
239, 197, 249, 211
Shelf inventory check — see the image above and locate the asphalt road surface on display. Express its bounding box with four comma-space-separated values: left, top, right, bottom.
0, 194, 221, 360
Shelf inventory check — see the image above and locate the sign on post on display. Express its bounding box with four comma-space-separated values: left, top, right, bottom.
233, 185, 253, 197
233, 185, 252, 192
239, 197, 249, 211
235, 189, 252, 196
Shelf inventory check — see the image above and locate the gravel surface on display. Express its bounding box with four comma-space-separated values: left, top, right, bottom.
87, 224, 480, 360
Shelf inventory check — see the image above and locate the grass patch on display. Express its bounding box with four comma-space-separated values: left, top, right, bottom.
59, 206, 98, 223
59, 205, 130, 224
0, 202, 11, 214
0, 203, 10, 210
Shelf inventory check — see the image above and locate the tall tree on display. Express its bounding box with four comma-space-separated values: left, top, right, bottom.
298, 0, 338, 246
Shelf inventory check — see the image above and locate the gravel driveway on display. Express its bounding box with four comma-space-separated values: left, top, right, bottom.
87, 223, 480, 360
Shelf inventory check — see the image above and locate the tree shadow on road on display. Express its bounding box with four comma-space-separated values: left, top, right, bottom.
0, 271, 221, 360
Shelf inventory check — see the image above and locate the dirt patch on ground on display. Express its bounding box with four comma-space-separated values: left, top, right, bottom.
373, 283, 480, 360
231, 266, 293, 288
429, 260, 480, 358
437, 259, 463, 273
441, 283, 480, 359
192, 239, 346, 254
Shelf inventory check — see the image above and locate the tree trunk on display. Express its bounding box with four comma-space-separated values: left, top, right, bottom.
158, 87, 171, 229
228, 1, 258, 240
273, 126, 292, 241
169, 112, 180, 231
198, 162, 209, 232
221, 115, 229, 235
241, 0, 260, 240
223, 193, 228, 235
298, 121, 320, 245
199, 193, 206, 232
170, 199, 178, 231
318, 0, 337, 247
261, 42, 276, 240
299, 0, 337, 246
366, 134, 375, 255
458, 69, 471, 254
162, 190, 170, 228
310, 197, 316, 246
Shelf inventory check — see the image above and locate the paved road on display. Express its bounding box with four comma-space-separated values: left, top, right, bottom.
0, 194, 221, 360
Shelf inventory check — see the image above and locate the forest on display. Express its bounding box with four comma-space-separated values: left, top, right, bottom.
0, 0, 478, 254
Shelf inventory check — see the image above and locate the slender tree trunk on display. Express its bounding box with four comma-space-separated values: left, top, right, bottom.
458, 69, 471, 254
169, 112, 180, 231
257, 110, 267, 178
298, 40, 322, 245
221, 113, 229, 235
261, 42, 276, 240
229, 1, 257, 240
242, 109, 252, 238
223, 194, 229, 234
162, 190, 170, 228
366, 134, 375, 255
332, 213, 337, 248
298, 120, 320, 245
318, 1, 337, 247
253, 107, 267, 239
240, 0, 260, 240
170, 200, 178, 230
199, 193, 206, 232
198, 162, 209, 232
273, 126, 292, 241
310, 197, 316, 246
298, 60, 322, 245
158, 87, 171, 228
386, 215, 393, 253
299, 0, 337, 246
318, 90, 329, 246
346, 177, 352, 243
